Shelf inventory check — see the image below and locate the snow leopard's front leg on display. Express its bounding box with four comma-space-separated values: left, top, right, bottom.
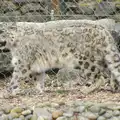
4, 58, 34, 97
34, 72, 46, 93
3, 70, 21, 98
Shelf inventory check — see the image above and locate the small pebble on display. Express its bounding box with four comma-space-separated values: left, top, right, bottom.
83, 112, 98, 120
3, 107, 12, 114
25, 114, 32, 120
51, 103, 59, 108
113, 110, 120, 116
56, 116, 68, 120
78, 116, 89, 120
97, 116, 106, 120
77, 105, 85, 113
0, 111, 4, 116
0, 101, 120, 120
34, 108, 52, 119
109, 116, 119, 120
8, 112, 19, 119
52, 110, 63, 119
89, 105, 101, 113
19, 115, 25, 120
103, 111, 113, 119
11, 107, 23, 113
1, 114, 9, 120
63, 112, 73, 117
22, 110, 31, 116
99, 109, 106, 115
30, 114, 38, 120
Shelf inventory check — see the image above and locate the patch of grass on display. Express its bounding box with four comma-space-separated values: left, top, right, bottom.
79, 3, 89, 6
96, 0, 103, 3
56, 89, 68, 94
96, 0, 120, 2
116, 0, 120, 2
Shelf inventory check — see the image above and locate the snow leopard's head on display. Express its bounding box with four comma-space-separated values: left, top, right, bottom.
0, 22, 19, 50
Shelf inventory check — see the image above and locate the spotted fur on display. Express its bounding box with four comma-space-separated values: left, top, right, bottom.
1, 22, 120, 97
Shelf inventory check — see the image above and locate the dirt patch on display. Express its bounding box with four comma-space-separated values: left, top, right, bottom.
0, 88, 120, 109
0, 78, 120, 109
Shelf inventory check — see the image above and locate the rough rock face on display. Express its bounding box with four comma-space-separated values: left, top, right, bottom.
0, 0, 120, 22
0, 0, 50, 22
0, 19, 118, 78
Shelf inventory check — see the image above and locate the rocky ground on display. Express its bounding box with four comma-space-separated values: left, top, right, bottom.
0, 98, 120, 120
0, 77, 120, 120
0, 1, 120, 119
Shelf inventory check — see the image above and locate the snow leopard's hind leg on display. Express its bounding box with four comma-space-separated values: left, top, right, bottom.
104, 32, 120, 92
76, 53, 108, 94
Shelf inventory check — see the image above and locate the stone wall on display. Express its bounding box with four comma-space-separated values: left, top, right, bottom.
0, 0, 120, 22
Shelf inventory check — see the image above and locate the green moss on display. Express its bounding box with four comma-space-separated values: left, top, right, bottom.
96, 0, 103, 3
96, 0, 120, 2
79, 3, 89, 6
116, 0, 120, 2
56, 89, 68, 94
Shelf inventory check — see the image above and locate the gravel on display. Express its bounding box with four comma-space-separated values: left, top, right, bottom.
0, 101, 120, 120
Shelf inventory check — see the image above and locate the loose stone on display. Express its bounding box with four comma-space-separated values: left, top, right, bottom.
103, 110, 113, 119
0, 111, 4, 116
3, 107, 12, 114
83, 112, 98, 120
97, 116, 106, 120
77, 116, 89, 120
30, 113, 38, 120
63, 112, 73, 117
19, 115, 25, 120
33, 108, 52, 120
113, 110, 120, 116
99, 109, 106, 116
12, 118, 23, 120
51, 103, 59, 108
25, 114, 33, 120
56, 116, 68, 120
76, 105, 85, 113
21, 110, 32, 116
57, 101, 65, 106
37, 116, 50, 120
109, 116, 120, 120
0, 114, 9, 120
8, 112, 19, 119
52, 110, 63, 119
88, 105, 101, 113
11, 107, 23, 113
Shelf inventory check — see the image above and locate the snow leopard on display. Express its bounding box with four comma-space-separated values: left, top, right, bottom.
1, 22, 120, 97
0, 19, 115, 50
